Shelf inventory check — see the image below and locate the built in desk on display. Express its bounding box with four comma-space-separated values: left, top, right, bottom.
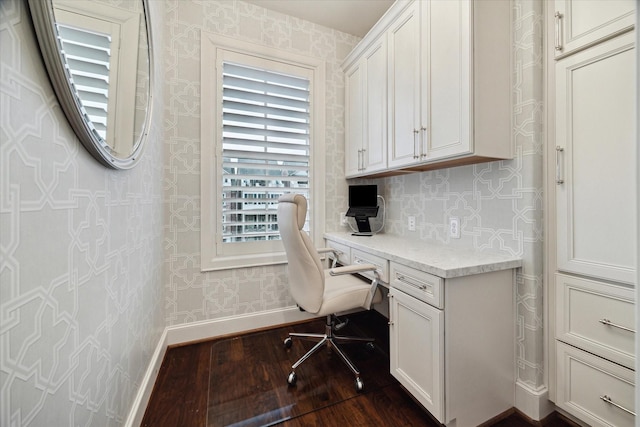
324, 231, 523, 426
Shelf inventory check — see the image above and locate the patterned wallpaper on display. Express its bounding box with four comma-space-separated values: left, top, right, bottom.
163, 0, 360, 325
0, 0, 165, 425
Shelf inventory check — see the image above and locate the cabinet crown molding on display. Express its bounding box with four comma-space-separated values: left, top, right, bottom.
341, 0, 412, 71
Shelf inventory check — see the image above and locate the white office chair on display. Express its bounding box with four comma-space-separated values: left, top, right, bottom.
277, 193, 382, 392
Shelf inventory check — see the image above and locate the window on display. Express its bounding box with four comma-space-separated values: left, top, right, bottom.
201, 34, 326, 271
53, 0, 140, 155
221, 62, 310, 243
56, 22, 112, 141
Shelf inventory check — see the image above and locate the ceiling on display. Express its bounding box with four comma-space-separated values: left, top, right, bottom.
242, 0, 395, 38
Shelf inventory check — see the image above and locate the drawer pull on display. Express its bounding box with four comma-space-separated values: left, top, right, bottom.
396, 273, 427, 291
355, 258, 379, 270
599, 318, 636, 333
600, 395, 636, 416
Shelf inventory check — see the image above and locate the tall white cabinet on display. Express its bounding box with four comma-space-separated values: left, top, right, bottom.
549, 1, 636, 426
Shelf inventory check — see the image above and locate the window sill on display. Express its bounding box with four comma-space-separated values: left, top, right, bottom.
201, 252, 288, 272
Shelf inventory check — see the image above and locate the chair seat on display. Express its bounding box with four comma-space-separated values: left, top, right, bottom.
315, 271, 382, 317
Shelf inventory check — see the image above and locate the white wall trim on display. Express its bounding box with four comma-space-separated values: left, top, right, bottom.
123, 329, 168, 427
123, 306, 316, 426
165, 306, 316, 346
514, 381, 556, 421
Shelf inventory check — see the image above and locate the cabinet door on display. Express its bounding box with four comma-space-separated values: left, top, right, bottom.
555, 32, 636, 285
344, 61, 363, 177
362, 38, 387, 174
554, 0, 635, 58
387, 2, 421, 169
389, 287, 444, 422
424, 0, 471, 161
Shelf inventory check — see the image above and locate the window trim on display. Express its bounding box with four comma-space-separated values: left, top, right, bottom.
200, 32, 326, 272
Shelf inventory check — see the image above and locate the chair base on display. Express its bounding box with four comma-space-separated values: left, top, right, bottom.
284, 314, 374, 392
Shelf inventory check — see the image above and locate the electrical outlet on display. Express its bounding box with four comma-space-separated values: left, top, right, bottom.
408, 216, 416, 231
449, 217, 460, 239
340, 212, 347, 226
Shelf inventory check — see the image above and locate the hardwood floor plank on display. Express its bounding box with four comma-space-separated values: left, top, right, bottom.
207, 318, 390, 426
142, 342, 211, 426
141, 311, 577, 427
280, 384, 439, 427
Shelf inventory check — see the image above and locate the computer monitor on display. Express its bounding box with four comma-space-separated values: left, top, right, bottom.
346, 185, 379, 234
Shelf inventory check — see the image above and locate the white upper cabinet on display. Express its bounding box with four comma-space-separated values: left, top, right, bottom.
553, 0, 635, 58
345, 37, 388, 178
343, 0, 513, 178
387, 0, 472, 169
426, 0, 470, 161
344, 61, 364, 177
387, 2, 421, 168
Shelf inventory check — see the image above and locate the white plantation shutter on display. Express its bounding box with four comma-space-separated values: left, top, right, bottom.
56, 23, 112, 141
221, 62, 311, 243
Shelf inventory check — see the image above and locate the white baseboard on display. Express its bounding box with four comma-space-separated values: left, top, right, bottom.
165, 306, 316, 346
124, 329, 168, 427
124, 306, 316, 426
515, 381, 556, 421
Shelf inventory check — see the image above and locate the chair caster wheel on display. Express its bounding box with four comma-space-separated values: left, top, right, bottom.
287, 371, 297, 386
355, 377, 364, 392
284, 337, 293, 348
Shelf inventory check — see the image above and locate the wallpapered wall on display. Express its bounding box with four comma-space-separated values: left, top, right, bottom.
163, 0, 360, 325
0, 0, 165, 426
164, 0, 545, 393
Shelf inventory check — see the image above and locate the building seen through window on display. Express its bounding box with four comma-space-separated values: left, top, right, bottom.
221, 62, 310, 243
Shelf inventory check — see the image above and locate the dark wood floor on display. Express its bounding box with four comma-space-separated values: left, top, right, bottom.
142, 311, 577, 427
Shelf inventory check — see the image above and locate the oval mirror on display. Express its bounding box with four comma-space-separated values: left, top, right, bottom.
28, 0, 153, 169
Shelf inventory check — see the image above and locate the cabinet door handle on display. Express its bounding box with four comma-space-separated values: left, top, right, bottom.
600, 395, 636, 416
413, 129, 420, 159
420, 126, 427, 158
555, 146, 564, 184
357, 149, 362, 170
599, 318, 636, 333
554, 12, 563, 52
361, 148, 367, 170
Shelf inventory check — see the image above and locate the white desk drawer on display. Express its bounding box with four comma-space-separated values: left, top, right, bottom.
351, 248, 389, 284
556, 273, 635, 369
326, 240, 351, 266
390, 262, 443, 309
556, 342, 635, 427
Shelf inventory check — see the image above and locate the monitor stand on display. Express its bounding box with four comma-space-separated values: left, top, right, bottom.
352, 216, 373, 236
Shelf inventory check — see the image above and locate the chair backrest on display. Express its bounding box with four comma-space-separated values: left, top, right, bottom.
277, 194, 324, 314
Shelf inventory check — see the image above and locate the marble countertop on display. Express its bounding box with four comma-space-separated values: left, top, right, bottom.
324, 231, 522, 279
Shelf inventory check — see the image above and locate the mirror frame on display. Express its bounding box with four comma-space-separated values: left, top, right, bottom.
28, 0, 154, 169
